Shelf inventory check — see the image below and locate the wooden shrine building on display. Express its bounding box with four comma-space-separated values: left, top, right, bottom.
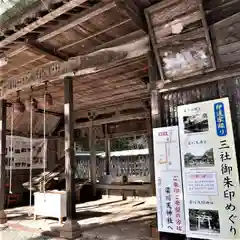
0, 0, 240, 239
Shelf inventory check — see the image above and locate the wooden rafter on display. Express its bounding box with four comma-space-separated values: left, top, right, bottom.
115, 0, 147, 32
25, 39, 68, 61
0, 0, 89, 49
38, 1, 116, 42
0, 35, 148, 99
0, 0, 54, 30
1, 23, 141, 79
6, 102, 63, 117
58, 18, 131, 51
1, 35, 145, 81
73, 100, 147, 119
75, 112, 149, 128
4, 1, 118, 65
158, 64, 240, 93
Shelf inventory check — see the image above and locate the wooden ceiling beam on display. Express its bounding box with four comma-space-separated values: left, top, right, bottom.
4, 1, 117, 63
93, 29, 145, 52
38, 1, 116, 42
75, 112, 148, 128
25, 39, 68, 61
157, 64, 240, 93
0, 0, 89, 49
1, 55, 47, 79
73, 74, 147, 96
1, 35, 148, 99
6, 102, 63, 117
83, 87, 148, 104
2, 30, 143, 79
74, 100, 147, 119
0, 0, 50, 30
115, 0, 148, 32
73, 93, 149, 112
59, 18, 131, 51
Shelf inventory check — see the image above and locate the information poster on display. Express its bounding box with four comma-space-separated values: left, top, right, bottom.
5, 136, 47, 169
153, 126, 185, 234
178, 97, 240, 239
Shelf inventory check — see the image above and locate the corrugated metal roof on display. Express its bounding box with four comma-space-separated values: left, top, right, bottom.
6, 107, 60, 136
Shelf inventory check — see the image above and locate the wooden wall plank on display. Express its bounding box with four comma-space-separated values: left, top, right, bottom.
145, 0, 216, 81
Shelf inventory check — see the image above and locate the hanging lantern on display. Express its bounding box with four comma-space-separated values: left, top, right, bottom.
45, 92, 53, 106
13, 91, 25, 113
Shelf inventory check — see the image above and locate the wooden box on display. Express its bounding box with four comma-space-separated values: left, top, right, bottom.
34, 191, 66, 224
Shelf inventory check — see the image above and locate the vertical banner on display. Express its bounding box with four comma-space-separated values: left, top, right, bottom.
153, 126, 185, 234
5, 136, 47, 169
178, 97, 240, 239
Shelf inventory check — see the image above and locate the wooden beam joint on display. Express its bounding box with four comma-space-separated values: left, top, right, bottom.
25, 39, 69, 61
115, 0, 148, 32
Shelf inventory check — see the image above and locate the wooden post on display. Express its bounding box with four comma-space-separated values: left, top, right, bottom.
89, 123, 97, 197
0, 100, 7, 230
60, 77, 81, 239
148, 48, 186, 240
148, 48, 162, 196
104, 124, 110, 175
146, 116, 155, 196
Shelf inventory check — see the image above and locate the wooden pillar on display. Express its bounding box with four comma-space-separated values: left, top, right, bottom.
60, 77, 81, 239
148, 48, 162, 196
104, 124, 110, 175
148, 48, 162, 127
0, 100, 7, 229
148, 48, 186, 240
146, 116, 155, 196
89, 123, 96, 197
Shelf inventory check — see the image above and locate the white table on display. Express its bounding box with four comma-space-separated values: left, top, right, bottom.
34, 191, 66, 224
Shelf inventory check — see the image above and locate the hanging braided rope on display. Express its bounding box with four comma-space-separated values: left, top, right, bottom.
9, 106, 14, 194
29, 95, 33, 216
43, 88, 47, 195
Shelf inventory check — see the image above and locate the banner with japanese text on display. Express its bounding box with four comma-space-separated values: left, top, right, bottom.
178, 97, 240, 239
5, 136, 47, 169
153, 126, 185, 234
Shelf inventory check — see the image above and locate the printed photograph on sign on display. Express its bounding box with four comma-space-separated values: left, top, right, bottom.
183, 113, 209, 133
184, 148, 214, 168
189, 209, 220, 234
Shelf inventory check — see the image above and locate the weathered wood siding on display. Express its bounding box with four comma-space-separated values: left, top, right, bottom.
145, 0, 216, 81
160, 77, 240, 168
211, 12, 240, 67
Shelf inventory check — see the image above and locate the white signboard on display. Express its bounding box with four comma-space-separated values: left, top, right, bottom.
5, 136, 47, 169
153, 126, 185, 234
178, 97, 240, 239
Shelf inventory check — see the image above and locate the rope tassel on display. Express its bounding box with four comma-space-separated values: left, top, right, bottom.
9, 107, 14, 194
28, 97, 33, 217
43, 90, 47, 200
